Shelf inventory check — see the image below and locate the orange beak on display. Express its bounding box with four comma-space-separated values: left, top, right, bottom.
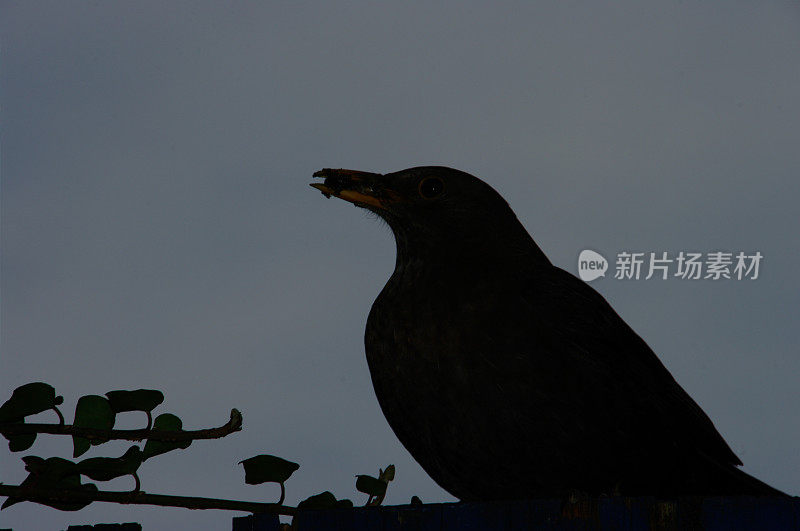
310, 169, 398, 210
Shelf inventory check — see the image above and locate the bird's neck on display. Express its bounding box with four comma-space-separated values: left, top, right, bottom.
391, 225, 551, 280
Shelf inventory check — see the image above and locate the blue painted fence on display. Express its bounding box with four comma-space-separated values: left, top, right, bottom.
233, 496, 800, 530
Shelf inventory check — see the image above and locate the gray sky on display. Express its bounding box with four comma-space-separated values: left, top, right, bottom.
2, 2, 799, 529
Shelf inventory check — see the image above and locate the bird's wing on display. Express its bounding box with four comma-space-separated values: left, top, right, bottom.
495, 264, 743, 469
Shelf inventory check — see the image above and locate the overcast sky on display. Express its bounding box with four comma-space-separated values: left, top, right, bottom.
2, 2, 799, 529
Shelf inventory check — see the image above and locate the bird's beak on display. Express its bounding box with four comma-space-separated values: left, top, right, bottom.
310, 169, 398, 210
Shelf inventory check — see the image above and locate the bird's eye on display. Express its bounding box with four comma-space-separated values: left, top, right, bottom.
418, 177, 444, 199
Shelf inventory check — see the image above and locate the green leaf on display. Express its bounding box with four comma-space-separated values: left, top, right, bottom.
0, 382, 63, 422
23, 456, 78, 476
142, 413, 191, 459
72, 436, 90, 458
6, 424, 37, 452
3, 456, 85, 510
21, 455, 46, 470
78, 445, 143, 481
297, 491, 338, 510
239, 455, 299, 485
355, 475, 387, 497
41, 483, 99, 511
105, 389, 164, 413
72, 395, 116, 457
379, 464, 395, 482
410, 495, 423, 505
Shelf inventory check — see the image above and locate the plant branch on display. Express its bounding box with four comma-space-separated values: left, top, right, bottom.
0, 484, 295, 516
0, 409, 242, 443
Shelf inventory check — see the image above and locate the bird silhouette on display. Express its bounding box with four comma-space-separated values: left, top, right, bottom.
311, 166, 784, 500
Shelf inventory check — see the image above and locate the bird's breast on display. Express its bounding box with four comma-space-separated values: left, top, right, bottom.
364, 268, 508, 416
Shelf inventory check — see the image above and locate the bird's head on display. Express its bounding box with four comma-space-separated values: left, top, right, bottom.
311, 166, 548, 265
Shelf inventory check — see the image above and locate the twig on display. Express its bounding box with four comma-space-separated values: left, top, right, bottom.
53, 406, 65, 427
0, 484, 295, 516
0, 409, 242, 442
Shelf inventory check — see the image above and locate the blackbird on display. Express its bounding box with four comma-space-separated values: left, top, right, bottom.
310, 166, 784, 499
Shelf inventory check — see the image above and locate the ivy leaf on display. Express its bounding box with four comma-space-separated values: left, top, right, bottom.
72, 395, 116, 457
105, 390, 164, 414
355, 475, 388, 497
379, 464, 395, 482
0, 382, 63, 422
1, 383, 65, 452
3, 456, 91, 511
40, 483, 99, 512
142, 413, 191, 459
23, 456, 78, 476
297, 491, 338, 510
21, 455, 46, 470
6, 423, 37, 452
239, 455, 299, 485
78, 445, 143, 481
